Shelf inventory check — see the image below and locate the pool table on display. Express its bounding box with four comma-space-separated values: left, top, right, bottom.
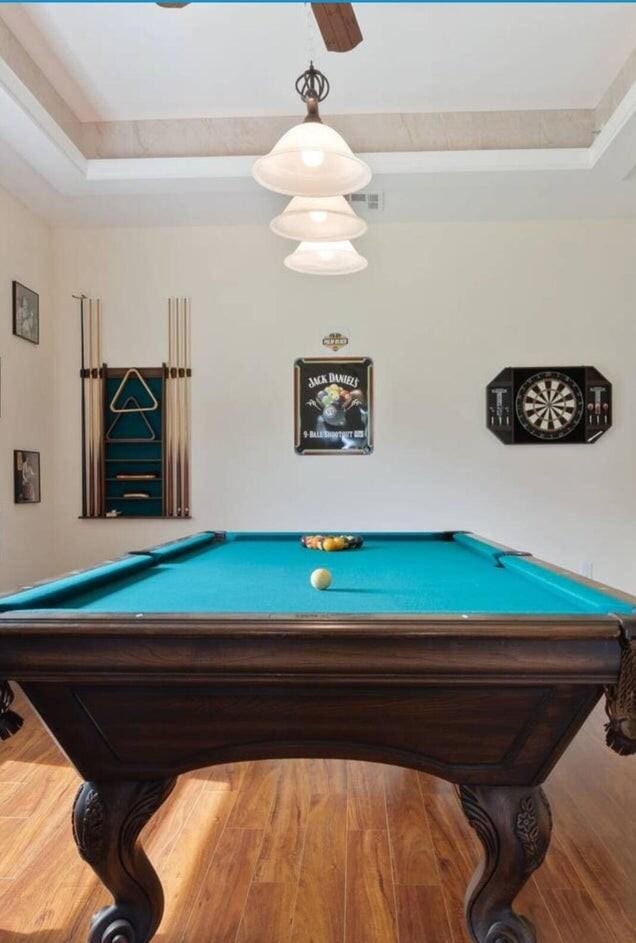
0, 530, 634, 943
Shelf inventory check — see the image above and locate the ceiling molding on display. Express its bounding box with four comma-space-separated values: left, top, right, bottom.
76, 109, 596, 161
589, 81, 636, 179
0, 13, 82, 149
595, 48, 636, 130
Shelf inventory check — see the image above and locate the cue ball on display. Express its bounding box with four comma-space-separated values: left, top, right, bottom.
311, 568, 332, 590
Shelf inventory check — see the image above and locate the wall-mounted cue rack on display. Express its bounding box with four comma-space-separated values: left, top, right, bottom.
79, 296, 192, 519
103, 366, 165, 518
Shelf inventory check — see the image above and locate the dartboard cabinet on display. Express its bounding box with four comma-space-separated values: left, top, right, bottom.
486, 366, 612, 445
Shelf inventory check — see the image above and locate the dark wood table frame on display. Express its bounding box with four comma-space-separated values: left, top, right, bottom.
0, 545, 634, 943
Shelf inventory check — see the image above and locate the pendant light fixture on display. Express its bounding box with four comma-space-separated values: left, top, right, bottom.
252, 63, 371, 197
271, 195, 368, 242
284, 240, 368, 276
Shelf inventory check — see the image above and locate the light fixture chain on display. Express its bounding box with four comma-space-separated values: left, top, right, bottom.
304, 1, 317, 71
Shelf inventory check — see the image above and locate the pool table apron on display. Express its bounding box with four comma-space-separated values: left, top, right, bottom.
0, 614, 632, 943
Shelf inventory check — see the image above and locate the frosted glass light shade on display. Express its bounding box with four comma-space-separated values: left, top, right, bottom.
284, 241, 368, 276
271, 196, 368, 242
252, 121, 372, 197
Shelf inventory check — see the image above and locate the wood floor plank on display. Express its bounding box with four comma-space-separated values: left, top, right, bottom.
237, 881, 297, 943
157, 785, 239, 942
345, 830, 398, 943
226, 760, 280, 829
300, 758, 348, 797
254, 761, 310, 885
421, 792, 477, 943
395, 884, 453, 943
290, 795, 347, 943
541, 797, 635, 941
384, 767, 440, 887
515, 877, 565, 943
346, 761, 387, 831
205, 762, 247, 793
417, 771, 453, 796
540, 887, 622, 943
532, 824, 585, 893
182, 827, 264, 943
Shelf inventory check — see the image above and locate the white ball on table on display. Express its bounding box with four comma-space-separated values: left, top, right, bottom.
310, 568, 332, 590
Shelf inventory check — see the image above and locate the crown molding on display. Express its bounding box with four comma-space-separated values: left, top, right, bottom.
76, 109, 596, 160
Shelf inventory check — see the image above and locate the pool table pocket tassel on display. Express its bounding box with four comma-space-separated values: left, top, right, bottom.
166, 298, 191, 517
605, 627, 636, 756
0, 680, 23, 740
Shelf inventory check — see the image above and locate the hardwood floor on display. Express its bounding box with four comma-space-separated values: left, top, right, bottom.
0, 691, 633, 943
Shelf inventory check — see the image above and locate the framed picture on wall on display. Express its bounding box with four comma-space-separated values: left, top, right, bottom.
12, 281, 39, 345
294, 357, 373, 455
14, 450, 41, 504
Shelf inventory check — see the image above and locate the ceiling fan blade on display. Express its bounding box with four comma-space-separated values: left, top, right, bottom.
156, 3, 190, 8
311, 4, 363, 53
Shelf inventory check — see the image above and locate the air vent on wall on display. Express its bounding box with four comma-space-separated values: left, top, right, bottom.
346, 192, 385, 212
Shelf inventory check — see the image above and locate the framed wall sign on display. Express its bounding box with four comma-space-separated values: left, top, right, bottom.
294, 357, 373, 454
14, 450, 41, 503
12, 281, 39, 345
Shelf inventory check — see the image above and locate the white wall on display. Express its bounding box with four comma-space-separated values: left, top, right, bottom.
50, 219, 636, 592
0, 185, 54, 592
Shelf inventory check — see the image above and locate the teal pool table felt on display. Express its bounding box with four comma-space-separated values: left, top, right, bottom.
2, 532, 633, 616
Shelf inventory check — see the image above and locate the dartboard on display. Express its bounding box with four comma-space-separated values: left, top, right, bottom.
516, 371, 584, 440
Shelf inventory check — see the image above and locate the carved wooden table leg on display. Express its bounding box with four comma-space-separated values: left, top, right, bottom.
458, 784, 552, 943
72, 778, 176, 943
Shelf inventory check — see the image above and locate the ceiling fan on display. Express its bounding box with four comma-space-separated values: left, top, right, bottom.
156, 3, 363, 53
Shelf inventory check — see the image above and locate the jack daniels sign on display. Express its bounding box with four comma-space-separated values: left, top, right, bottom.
294, 357, 374, 455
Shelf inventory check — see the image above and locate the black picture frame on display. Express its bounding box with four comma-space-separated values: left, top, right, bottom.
14, 450, 41, 504
294, 357, 374, 455
12, 281, 39, 345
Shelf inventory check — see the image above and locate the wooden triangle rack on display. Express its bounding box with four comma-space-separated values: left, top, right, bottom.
109, 368, 158, 413
106, 396, 157, 442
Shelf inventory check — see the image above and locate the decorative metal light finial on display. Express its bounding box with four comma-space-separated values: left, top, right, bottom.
295, 62, 330, 122
252, 61, 370, 198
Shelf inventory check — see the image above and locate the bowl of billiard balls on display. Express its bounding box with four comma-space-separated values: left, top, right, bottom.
301, 535, 363, 552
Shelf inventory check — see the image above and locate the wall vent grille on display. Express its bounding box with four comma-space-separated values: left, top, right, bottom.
346, 192, 384, 212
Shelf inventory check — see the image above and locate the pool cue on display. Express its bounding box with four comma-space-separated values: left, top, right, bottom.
166, 299, 172, 515
76, 294, 88, 518
92, 299, 98, 516
172, 297, 177, 516
95, 299, 103, 516
181, 299, 188, 516
172, 298, 178, 517
179, 298, 186, 516
90, 299, 97, 516
168, 299, 175, 516
87, 299, 94, 517
184, 298, 191, 516
175, 298, 183, 516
